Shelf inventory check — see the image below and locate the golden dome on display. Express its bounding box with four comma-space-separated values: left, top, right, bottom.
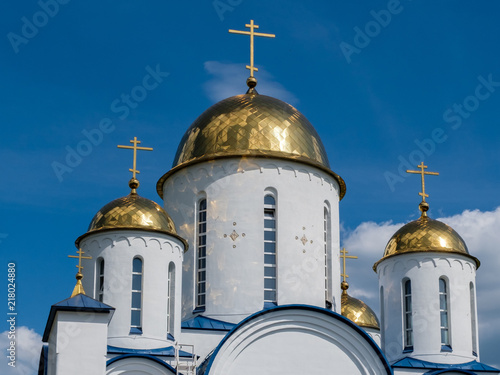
341, 291, 380, 330
373, 214, 480, 270
157, 92, 345, 199
75, 191, 185, 247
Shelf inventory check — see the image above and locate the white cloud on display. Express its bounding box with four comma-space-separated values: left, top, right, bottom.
341, 207, 500, 368
0, 326, 42, 375
203, 61, 299, 105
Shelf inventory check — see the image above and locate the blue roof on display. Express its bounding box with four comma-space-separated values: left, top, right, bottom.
42, 293, 114, 342
108, 345, 193, 358
393, 357, 499, 373
182, 315, 237, 331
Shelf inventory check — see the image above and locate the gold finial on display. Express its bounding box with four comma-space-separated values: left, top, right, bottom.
229, 19, 275, 89
406, 162, 439, 216
117, 137, 153, 194
340, 248, 358, 295
68, 248, 92, 298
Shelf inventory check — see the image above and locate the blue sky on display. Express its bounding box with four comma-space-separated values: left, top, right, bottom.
1, 1, 500, 373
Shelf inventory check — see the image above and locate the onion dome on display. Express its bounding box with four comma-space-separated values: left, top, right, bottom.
373, 202, 480, 271
76, 178, 185, 248
157, 90, 345, 199
341, 281, 380, 330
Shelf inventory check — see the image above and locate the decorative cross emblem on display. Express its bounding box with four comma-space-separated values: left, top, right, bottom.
229, 20, 275, 78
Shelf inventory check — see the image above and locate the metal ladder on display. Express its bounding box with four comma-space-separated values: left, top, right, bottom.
175, 343, 196, 375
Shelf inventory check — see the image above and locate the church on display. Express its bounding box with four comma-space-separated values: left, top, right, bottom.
38, 21, 500, 375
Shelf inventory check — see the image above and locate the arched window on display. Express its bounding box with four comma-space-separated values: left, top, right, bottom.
324, 205, 332, 308
167, 262, 175, 337
470, 282, 477, 356
97, 258, 105, 302
440, 278, 451, 349
403, 279, 413, 350
380, 286, 385, 351
131, 257, 143, 333
264, 194, 277, 306
196, 199, 207, 310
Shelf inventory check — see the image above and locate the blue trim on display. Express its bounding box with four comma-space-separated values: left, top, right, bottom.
263, 301, 277, 309
403, 346, 414, 353
129, 327, 142, 335
193, 307, 206, 314
441, 345, 452, 352
201, 304, 393, 375
392, 357, 499, 372
42, 294, 114, 342
106, 354, 176, 373
425, 370, 478, 375
182, 315, 236, 331
37, 344, 48, 375
107, 345, 192, 358
167, 333, 175, 341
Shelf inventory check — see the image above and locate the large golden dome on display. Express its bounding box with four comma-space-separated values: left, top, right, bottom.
341, 291, 380, 330
75, 190, 184, 247
157, 92, 345, 199
373, 214, 480, 270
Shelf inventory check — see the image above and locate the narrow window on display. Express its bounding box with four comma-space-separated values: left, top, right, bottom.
131, 257, 143, 333
403, 279, 413, 350
440, 278, 451, 349
470, 282, 477, 356
264, 194, 277, 306
167, 262, 175, 337
324, 206, 332, 308
380, 286, 385, 351
196, 199, 207, 310
97, 258, 105, 302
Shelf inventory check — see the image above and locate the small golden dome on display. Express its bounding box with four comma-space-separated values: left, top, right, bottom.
373, 215, 480, 270
75, 192, 182, 247
157, 92, 345, 199
341, 292, 380, 330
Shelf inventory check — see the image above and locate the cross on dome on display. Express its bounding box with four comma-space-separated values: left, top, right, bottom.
117, 137, 153, 193
229, 19, 275, 88
340, 248, 358, 294
406, 162, 439, 215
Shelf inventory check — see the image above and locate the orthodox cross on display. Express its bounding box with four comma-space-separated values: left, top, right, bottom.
68, 248, 92, 274
406, 162, 439, 202
117, 137, 153, 179
340, 248, 358, 283
229, 19, 275, 77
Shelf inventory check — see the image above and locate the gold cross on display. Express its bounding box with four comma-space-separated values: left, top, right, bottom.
229, 20, 275, 77
406, 162, 439, 202
117, 137, 153, 179
68, 248, 92, 274
340, 248, 357, 283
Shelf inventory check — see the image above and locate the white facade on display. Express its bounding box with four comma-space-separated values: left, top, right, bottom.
160, 158, 342, 323
79, 230, 185, 348
377, 252, 479, 364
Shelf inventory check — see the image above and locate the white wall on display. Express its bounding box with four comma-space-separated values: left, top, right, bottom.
161, 158, 341, 323
377, 252, 478, 364
80, 230, 184, 349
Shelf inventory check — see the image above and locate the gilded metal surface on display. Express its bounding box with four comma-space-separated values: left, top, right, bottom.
228, 19, 275, 78
85, 193, 177, 236
158, 93, 346, 199
374, 215, 480, 270
341, 292, 380, 330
